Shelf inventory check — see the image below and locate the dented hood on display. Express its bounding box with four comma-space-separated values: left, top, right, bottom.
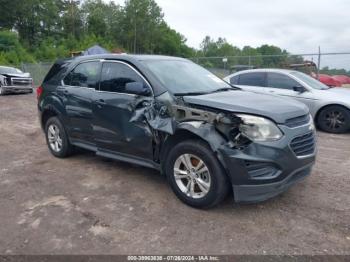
183, 90, 309, 124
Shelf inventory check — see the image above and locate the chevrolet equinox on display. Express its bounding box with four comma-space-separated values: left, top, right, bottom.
37, 55, 317, 208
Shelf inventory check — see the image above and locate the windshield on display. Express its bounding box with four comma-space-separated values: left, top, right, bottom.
290, 71, 329, 90
142, 60, 232, 95
0, 66, 23, 75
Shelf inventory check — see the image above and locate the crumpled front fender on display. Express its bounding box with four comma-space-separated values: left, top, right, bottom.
175, 121, 231, 169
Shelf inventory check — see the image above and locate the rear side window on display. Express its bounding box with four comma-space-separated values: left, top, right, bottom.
238, 72, 266, 86
64, 61, 101, 89
100, 62, 148, 94
230, 75, 239, 85
43, 60, 71, 85
267, 73, 300, 90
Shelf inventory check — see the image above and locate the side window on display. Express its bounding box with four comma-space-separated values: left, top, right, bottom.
267, 73, 300, 90
238, 72, 265, 86
64, 61, 101, 88
100, 62, 150, 95
230, 75, 239, 85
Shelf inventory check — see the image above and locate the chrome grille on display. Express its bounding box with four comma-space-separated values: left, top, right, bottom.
285, 114, 310, 128
11, 77, 32, 86
290, 132, 316, 157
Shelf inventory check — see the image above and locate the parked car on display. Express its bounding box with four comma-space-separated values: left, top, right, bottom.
332, 75, 350, 85
318, 74, 342, 87
0, 66, 33, 95
37, 55, 316, 208
225, 69, 350, 133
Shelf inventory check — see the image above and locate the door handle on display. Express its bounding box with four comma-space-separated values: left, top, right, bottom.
95, 99, 106, 108
57, 87, 69, 95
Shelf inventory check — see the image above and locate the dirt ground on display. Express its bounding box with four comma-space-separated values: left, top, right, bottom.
0, 93, 349, 255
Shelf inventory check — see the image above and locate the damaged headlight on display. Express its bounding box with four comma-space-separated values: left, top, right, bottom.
237, 114, 283, 142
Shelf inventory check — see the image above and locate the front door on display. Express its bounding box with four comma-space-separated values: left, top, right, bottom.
265, 72, 317, 112
92, 61, 154, 160
59, 60, 101, 144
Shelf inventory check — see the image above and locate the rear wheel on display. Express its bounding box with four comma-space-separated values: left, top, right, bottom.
45, 117, 73, 158
317, 105, 350, 133
165, 140, 229, 209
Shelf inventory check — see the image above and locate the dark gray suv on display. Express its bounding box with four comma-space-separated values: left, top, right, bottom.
37, 55, 316, 208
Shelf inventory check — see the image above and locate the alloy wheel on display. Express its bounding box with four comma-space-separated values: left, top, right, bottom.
47, 124, 63, 152
323, 110, 346, 131
173, 154, 211, 199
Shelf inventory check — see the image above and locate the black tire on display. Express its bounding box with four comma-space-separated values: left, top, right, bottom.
165, 139, 230, 209
45, 116, 73, 158
317, 105, 350, 134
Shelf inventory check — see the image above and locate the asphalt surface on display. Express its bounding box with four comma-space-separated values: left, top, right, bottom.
0, 93, 349, 255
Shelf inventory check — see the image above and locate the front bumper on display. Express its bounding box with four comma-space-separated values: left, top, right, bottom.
1, 86, 33, 94
219, 122, 316, 203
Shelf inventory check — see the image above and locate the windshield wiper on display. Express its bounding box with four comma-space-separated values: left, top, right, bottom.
173, 91, 210, 96
210, 87, 235, 93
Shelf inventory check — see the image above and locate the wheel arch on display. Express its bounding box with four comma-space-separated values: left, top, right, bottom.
159, 122, 227, 174
41, 107, 59, 130
40, 95, 67, 130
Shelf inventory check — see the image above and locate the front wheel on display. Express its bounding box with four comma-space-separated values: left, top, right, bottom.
165, 140, 230, 209
317, 105, 350, 133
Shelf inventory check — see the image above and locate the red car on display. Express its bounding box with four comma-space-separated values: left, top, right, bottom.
332, 75, 350, 85
318, 74, 342, 87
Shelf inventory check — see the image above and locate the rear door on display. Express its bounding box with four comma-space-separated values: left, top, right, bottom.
235, 72, 268, 94
59, 60, 101, 144
92, 61, 154, 160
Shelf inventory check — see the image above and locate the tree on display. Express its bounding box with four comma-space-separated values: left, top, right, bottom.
0, 31, 34, 65
0, 0, 21, 29
61, 0, 84, 39
256, 44, 288, 67
121, 0, 163, 53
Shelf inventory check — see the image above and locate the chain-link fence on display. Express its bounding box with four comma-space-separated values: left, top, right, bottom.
21, 62, 53, 86
191, 53, 350, 80
20, 53, 350, 87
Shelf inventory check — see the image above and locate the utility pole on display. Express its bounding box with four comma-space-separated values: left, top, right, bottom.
133, 9, 137, 54
317, 46, 321, 80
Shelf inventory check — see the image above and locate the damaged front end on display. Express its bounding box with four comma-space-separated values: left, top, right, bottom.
129, 93, 316, 204
129, 95, 252, 170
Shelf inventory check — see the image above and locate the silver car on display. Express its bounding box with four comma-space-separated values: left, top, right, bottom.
224, 69, 350, 133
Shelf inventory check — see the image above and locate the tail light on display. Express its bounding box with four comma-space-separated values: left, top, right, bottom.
36, 86, 43, 99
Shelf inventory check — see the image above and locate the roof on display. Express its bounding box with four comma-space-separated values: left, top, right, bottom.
72, 54, 189, 63
229, 68, 297, 75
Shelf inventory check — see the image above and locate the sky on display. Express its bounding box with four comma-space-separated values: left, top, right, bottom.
108, 0, 350, 69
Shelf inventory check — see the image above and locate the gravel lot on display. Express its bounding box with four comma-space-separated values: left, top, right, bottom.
0, 93, 349, 255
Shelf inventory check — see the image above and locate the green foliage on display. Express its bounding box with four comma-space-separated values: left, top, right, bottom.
0, 0, 198, 65
0, 0, 345, 75
320, 66, 350, 76
0, 31, 35, 65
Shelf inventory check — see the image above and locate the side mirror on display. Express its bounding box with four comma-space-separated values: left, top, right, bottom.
293, 85, 306, 93
125, 82, 151, 96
